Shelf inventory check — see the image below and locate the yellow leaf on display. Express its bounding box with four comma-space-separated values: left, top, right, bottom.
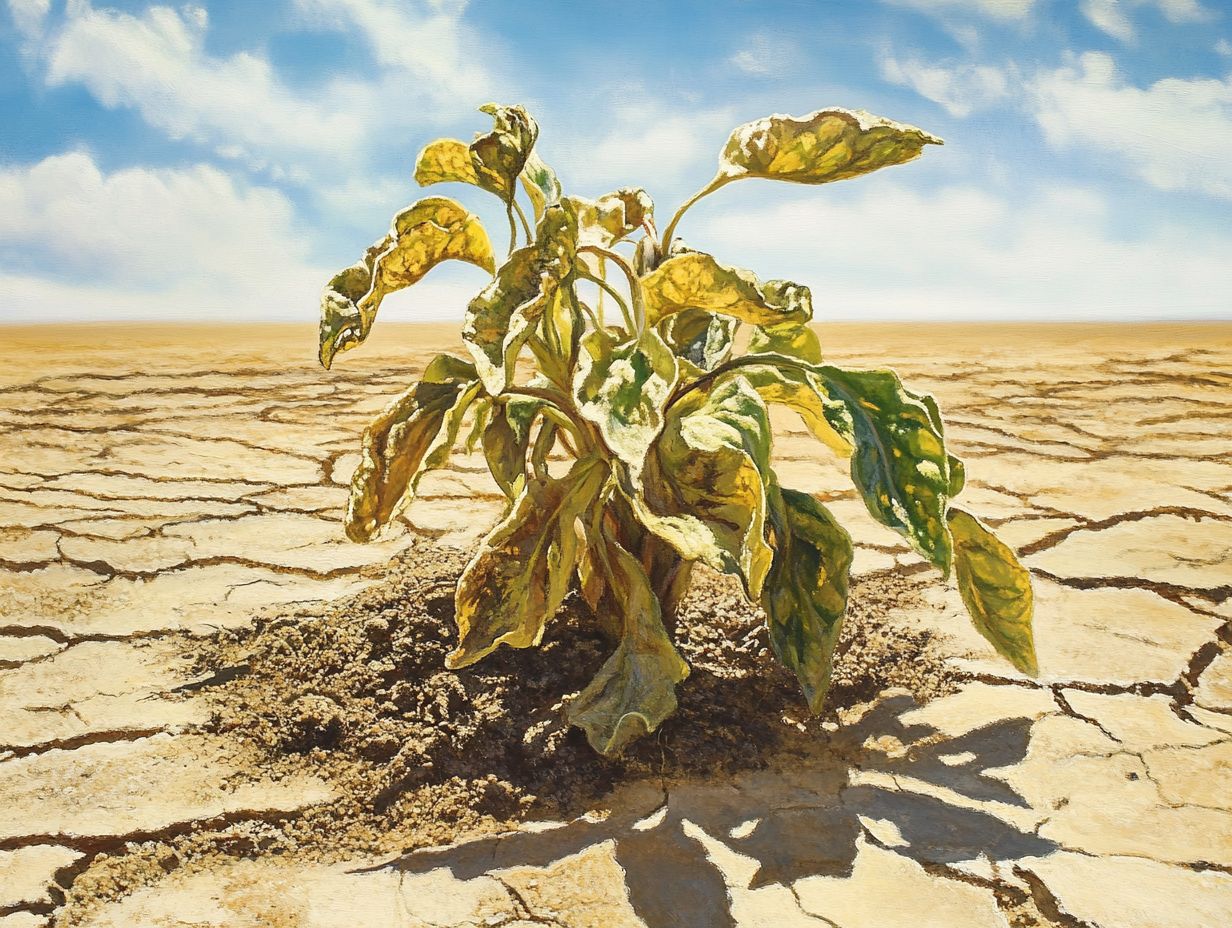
566, 187, 653, 247
346, 354, 480, 542
448, 457, 607, 668
319, 197, 494, 369
415, 104, 538, 203
717, 107, 942, 186
413, 138, 479, 186
948, 508, 1038, 676
641, 252, 812, 328
634, 376, 774, 599
565, 521, 689, 755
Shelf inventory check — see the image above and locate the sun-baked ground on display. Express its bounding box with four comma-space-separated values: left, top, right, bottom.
1, 322, 1230, 928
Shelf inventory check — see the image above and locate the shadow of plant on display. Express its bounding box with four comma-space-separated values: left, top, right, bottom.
367, 694, 1055, 928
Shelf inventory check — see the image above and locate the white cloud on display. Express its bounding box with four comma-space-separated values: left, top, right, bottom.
693, 182, 1232, 320
883, 0, 1035, 23
881, 55, 1010, 117
293, 0, 489, 98
1031, 52, 1232, 199
1081, 0, 1135, 42
1218, 38, 1232, 56
0, 152, 324, 321
6, 0, 50, 39
729, 34, 796, 76
1081, 0, 1215, 42
553, 94, 736, 193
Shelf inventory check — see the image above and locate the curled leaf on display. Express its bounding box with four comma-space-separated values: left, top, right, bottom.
948, 508, 1037, 676
416, 104, 538, 204
520, 150, 562, 220
740, 362, 852, 457
634, 376, 774, 598
567, 188, 654, 247
661, 309, 736, 372
763, 486, 853, 713
566, 523, 689, 755
346, 354, 480, 542
642, 252, 812, 328
449, 457, 608, 668
463, 204, 578, 394
319, 197, 495, 369
748, 320, 822, 365
716, 107, 942, 186
574, 327, 678, 475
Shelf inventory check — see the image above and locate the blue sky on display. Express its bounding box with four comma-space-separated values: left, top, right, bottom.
2, 0, 1231, 322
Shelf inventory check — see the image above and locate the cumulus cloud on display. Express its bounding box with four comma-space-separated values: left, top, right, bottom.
1031, 52, 1232, 199
693, 182, 1232, 320
21, 0, 492, 176
882, 0, 1036, 23
0, 152, 324, 321
880, 55, 1010, 117
6, 0, 50, 39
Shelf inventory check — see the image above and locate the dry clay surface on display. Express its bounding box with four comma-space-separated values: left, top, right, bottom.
1, 322, 1231, 928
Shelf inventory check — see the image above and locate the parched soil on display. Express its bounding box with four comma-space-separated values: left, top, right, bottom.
199, 541, 947, 844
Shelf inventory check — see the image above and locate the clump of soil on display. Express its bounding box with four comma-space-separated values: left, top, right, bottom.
190, 539, 952, 860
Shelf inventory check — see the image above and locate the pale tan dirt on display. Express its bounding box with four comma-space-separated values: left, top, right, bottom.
1, 322, 1231, 928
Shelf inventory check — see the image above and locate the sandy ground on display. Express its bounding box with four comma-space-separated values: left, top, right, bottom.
1, 322, 1230, 928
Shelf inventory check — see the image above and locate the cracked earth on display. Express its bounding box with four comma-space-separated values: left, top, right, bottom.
1, 322, 1230, 928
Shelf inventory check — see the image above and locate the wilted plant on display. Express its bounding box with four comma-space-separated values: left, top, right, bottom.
318, 104, 1037, 755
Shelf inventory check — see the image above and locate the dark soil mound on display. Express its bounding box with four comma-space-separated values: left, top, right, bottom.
197, 539, 953, 858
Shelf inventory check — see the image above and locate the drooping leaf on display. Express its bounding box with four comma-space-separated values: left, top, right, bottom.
566, 522, 690, 755
520, 150, 562, 220
319, 197, 495, 369
948, 508, 1037, 675
463, 205, 578, 394
641, 252, 812, 328
920, 393, 966, 498
661, 309, 736, 372
346, 354, 480, 542
567, 188, 654, 247
448, 457, 608, 668
763, 486, 853, 713
748, 320, 822, 364
574, 327, 678, 476
814, 365, 954, 573
738, 362, 851, 456
715, 108, 942, 187
633, 376, 774, 598
415, 104, 538, 204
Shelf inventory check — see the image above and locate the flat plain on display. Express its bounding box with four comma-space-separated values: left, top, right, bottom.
2, 322, 1230, 928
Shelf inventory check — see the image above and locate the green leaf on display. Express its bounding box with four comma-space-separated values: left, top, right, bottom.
566, 522, 690, 755
748, 320, 822, 364
346, 354, 480, 542
520, 150, 562, 220
763, 486, 854, 713
633, 376, 774, 598
948, 508, 1037, 676
920, 393, 966, 498
661, 309, 736, 372
574, 327, 678, 476
319, 197, 495, 369
641, 252, 812, 328
814, 365, 953, 573
716, 108, 942, 186
463, 204, 578, 394
415, 104, 538, 204
448, 457, 608, 668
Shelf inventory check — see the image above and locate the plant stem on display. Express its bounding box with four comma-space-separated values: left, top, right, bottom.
666, 352, 810, 408
578, 245, 644, 332
497, 385, 599, 453
661, 175, 729, 250
505, 205, 518, 255
577, 269, 634, 332
512, 199, 533, 243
